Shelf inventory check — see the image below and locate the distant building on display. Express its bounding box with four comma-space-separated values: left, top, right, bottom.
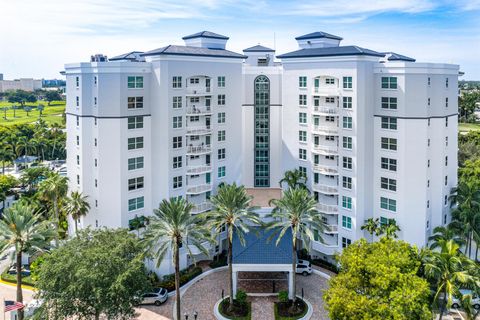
0, 76, 43, 92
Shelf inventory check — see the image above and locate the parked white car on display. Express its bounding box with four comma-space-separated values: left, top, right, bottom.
296, 259, 312, 276
451, 289, 480, 309
139, 288, 168, 306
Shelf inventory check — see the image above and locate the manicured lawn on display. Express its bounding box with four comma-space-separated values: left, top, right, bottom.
0, 100, 65, 127
459, 122, 480, 132
1, 272, 35, 287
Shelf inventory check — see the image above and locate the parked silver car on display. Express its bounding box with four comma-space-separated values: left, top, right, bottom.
451, 289, 480, 309
139, 288, 168, 306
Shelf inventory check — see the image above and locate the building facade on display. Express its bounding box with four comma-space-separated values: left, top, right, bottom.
0, 75, 42, 92
65, 31, 459, 273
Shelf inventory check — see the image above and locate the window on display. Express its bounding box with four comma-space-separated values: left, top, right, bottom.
446, 77, 449, 88
342, 176, 352, 189
381, 157, 397, 171
218, 148, 226, 160
127, 76, 143, 89
76, 96, 79, 107
218, 94, 226, 106
428, 119, 430, 126
299, 76, 307, 88
76, 116, 79, 126
343, 76, 352, 89
128, 157, 144, 170
342, 196, 352, 209
428, 77, 431, 86
428, 159, 430, 167
128, 177, 144, 191
381, 137, 397, 151
218, 130, 226, 142
173, 156, 182, 169
326, 116, 335, 122
172, 116, 182, 129
172, 136, 182, 149
218, 76, 225, 87
95, 159, 97, 167
342, 216, 352, 229
218, 166, 226, 178
94, 138, 97, 146
128, 137, 143, 150
343, 97, 352, 109
380, 197, 396, 212
76, 155, 80, 165
299, 112, 307, 124
75, 76, 79, 87
94, 118, 97, 126
445, 176, 448, 186
381, 97, 397, 110
325, 78, 335, 85
218, 112, 226, 124
299, 166, 306, 176
427, 200, 430, 208
342, 116, 352, 129
381, 177, 397, 191
94, 76, 97, 85
299, 94, 307, 106
446, 136, 448, 146
128, 116, 143, 129
326, 97, 335, 103
172, 96, 182, 109
190, 97, 200, 103
446, 117, 448, 127
445, 97, 449, 108
381, 117, 397, 130
173, 176, 183, 189
343, 156, 352, 169
189, 78, 199, 84
428, 98, 431, 106
381, 77, 397, 89
172, 76, 182, 88
128, 196, 144, 211
326, 135, 335, 141
299, 148, 307, 160
128, 97, 143, 109
299, 131, 307, 142
190, 115, 200, 123
444, 195, 448, 206
77, 175, 80, 185
342, 237, 352, 248
343, 136, 352, 149
76, 136, 80, 146
254, 75, 270, 187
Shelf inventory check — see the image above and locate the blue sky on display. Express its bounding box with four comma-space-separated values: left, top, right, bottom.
0, 0, 479, 79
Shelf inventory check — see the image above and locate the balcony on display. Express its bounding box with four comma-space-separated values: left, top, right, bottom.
312, 125, 338, 135
191, 202, 213, 214
313, 164, 338, 175
312, 86, 340, 96
186, 87, 212, 96
186, 126, 212, 135
312, 145, 338, 155
186, 145, 211, 155
313, 106, 338, 115
316, 203, 338, 215
313, 184, 338, 195
323, 224, 339, 234
186, 165, 212, 175
186, 106, 212, 116
311, 238, 339, 256
186, 183, 212, 195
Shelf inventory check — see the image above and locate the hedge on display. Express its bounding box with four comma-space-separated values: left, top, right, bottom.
155, 266, 202, 292
1, 272, 36, 287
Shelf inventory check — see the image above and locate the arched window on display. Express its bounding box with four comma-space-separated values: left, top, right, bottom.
254, 76, 270, 187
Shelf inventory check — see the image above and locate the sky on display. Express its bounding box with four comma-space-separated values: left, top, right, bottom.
0, 0, 479, 80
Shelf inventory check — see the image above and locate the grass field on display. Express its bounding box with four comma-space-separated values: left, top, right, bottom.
459, 122, 480, 132
0, 100, 65, 127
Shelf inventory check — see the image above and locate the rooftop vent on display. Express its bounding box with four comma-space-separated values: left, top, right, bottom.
91, 54, 108, 62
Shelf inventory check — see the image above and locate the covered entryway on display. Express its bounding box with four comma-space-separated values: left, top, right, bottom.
232, 227, 295, 299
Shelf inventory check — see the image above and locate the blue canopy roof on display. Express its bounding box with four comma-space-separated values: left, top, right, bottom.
277, 45, 384, 59
232, 227, 292, 265
182, 31, 229, 40
243, 45, 275, 52
141, 45, 246, 59
295, 31, 343, 41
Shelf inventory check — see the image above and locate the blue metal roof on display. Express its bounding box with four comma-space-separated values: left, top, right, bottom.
243, 45, 275, 52
383, 52, 416, 62
277, 45, 384, 59
141, 45, 246, 59
232, 227, 292, 265
295, 32, 343, 41
182, 31, 229, 40
109, 51, 145, 62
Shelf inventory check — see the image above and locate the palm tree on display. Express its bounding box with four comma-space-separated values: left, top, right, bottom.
279, 169, 308, 190
143, 198, 211, 320
0, 144, 15, 174
34, 138, 48, 161
64, 191, 90, 234
267, 187, 325, 311
0, 202, 54, 320
16, 136, 37, 167
38, 172, 68, 246
361, 218, 381, 236
429, 225, 465, 250
0, 107, 8, 119
380, 219, 401, 239
203, 183, 260, 310
423, 240, 477, 320
20, 167, 48, 191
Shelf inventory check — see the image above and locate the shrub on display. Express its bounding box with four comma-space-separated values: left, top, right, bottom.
209, 251, 227, 269
156, 266, 202, 292
311, 257, 339, 273
278, 290, 289, 303
1, 272, 35, 287
236, 289, 247, 305
297, 248, 310, 260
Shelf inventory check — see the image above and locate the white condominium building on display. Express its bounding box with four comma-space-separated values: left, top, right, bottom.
65, 31, 458, 273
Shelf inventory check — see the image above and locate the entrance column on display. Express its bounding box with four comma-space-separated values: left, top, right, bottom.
232, 271, 238, 298
288, 271, 294, 300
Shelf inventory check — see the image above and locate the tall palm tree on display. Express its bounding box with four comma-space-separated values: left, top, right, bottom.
380, 219, 401, 239
361, 218, 381, 236
38, 172, 68, 246
267, 187, 325, 311
429, 225, 465, 250
16, 136, 37, 167
34, 138, 48, 161
64, 191, 90, 234
0, 202, 54, 320
423, 240, 477, 320
0, 144, 15, 174
20, 167, 48, 191
203, 183, 260, 310
143, 198, 210, 320
279, 169, 308, 190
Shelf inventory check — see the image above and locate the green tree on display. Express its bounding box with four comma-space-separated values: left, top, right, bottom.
143, 198, 210, 320
15, 136, 37, 166
38, 172, 68, 246
20, 166, 48, 191
429, 225, 465, 250
37, 104, 45, 118
0, 203, 54, 320
24, 106, 32, 117
279, 169, 308, 190
324, 238, 432, 320
267, 187, 324, 311
203, 183, 260, 310
7, 90, 36, 108
64, 191, 90, 234
0, 144, 15, 174
0, 107, 8, 119
361, 218, 381, 236
0, 174, 18, 210
44, 91, 62, 105
35, 228, 150, 320
380, 218, 401, 239
459, 91, 480, 122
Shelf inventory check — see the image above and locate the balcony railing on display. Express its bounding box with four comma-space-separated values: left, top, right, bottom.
316, 203, 338, 214
313, 164, 338, 175
313, 106, 338, 115
313, 184, 338, 195
191, 202, 213, 214
186, 183, 212, 195
186, 87, 211, 96
186, 165, 212, 175
313, 86, 339, 96
313, 125, 339, 135
311, 239, 339, 255
323, 224, 339, 234
186, 106, 212, 115
312, 145, 338, 155
186, 126, 212, 135
186, 145, 212, 154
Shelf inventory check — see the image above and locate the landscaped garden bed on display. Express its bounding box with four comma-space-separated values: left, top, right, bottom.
1, 272, 35, 287
154, 265, 202, 292
219, 299, 251, 320
274, 298, 308, 320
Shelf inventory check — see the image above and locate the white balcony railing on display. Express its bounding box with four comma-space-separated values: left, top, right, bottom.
311, 239, 339, 255
323, 224, 339, 234
191, 202, 213, 214
186, 126, 212, 135
313, 164, 339, 175
186, 145, 211, 154
316, 203, 338, 215
313, 184, 338, 195
186, 87, 211, 95
312, 145, 338, 155
186, 184, 212, 195
313, 125, 339, 135
313, 86, 339, 96
313, 106, 338, 115
186, 106, 212, 115
186, 165, 212, 175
